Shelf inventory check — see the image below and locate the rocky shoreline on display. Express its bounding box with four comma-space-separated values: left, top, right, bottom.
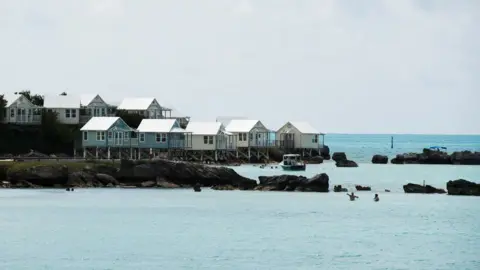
0, 159, 478, 196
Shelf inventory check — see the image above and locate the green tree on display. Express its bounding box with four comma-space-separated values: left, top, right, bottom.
0, 94, 6, 120
115, 110, 144, 128
16, 90, 44, 106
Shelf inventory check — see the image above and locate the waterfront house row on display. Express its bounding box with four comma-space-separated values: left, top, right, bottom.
0, 92, 189, 125
80, 117, 324, 152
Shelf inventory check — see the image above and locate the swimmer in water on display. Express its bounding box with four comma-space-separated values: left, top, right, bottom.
347, 192, 359, 201
374, 194, 379, 202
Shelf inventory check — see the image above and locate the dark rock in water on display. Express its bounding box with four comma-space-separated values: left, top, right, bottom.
450, 151, 480, 165
256, 173, 329, 192
306, 156, 324, 164
332, 152, 347, 162
117, 159, 257, 190
95, 173, 119, 186
446, 179, 480, 196
391, 149, 480, 165
385, 189, 391, 192
193, 183, 201, 192
372, 155, 388, 164
391, 154, 405, 164
319, 145, 330, 160
355, 185, 371, 191
335, 160, 358, 167
333, 185, 347, 192
403, 183, 446, 194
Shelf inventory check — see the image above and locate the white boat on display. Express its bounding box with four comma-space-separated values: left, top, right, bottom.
280, 154, 306, 171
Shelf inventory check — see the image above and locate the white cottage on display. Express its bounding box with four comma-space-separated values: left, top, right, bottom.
276, 121, 324, 150
185, 121, 235, 151
43, 95, 81, 125
117, 97, 166, 119
80, 94, 113, 123
225, 119, 270, 148
1, 93, 41, 125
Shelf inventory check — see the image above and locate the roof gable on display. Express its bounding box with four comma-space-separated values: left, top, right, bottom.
185, 122, 222, 135
117, 97, 159, 110
80, 117, 120, 131
278, 121, 320, 134
226, 119, 266, 133
80, 94, 107, 106
3, 93, 36, 107
44, 95, 80, 108
137, 119, 178, 133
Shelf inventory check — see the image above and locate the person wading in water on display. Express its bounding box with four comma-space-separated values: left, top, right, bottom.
347, 192, 359, 201
374, 194, 379, 202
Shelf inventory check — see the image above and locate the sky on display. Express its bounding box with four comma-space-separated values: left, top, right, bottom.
0, 0, 479, 134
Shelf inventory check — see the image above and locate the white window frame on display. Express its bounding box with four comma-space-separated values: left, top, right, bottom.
156, 133, 161, 143
71, 109, 77, 118
161, 133, 167, 142
65, 109, 71, 118
108, 131, 113, 139
204, 136, 208, 144
83, 131, 88, 141
124, 131, 129, 141
96, 131, 105, 141
313, 135, 318, 143
139, 133, 145, 142
208, 136, 213, 145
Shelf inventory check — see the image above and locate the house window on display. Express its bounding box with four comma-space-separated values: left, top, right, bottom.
139, 133, 145, 142
108, 132, 112, 139
65, 109, 71, 118
96, 131, 105, 141
204, 136, 214, 145
10, 109, 14, 117
238, 133, 248, 141
71, 109, 77, 118
161, 133, 167, 142
83, 132, 88, 141
156, 133, 161, 142
313, 135, 318, 143
124, 132, 129, 140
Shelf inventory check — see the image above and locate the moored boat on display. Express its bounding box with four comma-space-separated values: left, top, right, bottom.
280, 154, 306, 171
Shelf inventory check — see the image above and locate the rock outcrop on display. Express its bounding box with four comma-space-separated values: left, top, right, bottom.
355, 185, 371, 191
333, 185, 347, 192
305, 156, 324, 164
319, 145, 330, 160
403, 183, 446, 194
4, 159, 257, 190
391, 149, 480, 165
335, 160, 358, 167
332, 152, 347, 162
446, 179, 480, 196
255, 173, 329, 192
372, 155, 388, 164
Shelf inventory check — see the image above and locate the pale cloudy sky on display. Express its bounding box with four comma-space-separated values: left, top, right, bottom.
0, 0, 478, 134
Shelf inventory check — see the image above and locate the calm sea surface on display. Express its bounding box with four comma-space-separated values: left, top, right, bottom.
1, 134, 479, 270
324, 134, 480, 163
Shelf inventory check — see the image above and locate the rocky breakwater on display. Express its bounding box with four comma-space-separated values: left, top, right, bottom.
117, 159, 257, 190
332, 152, 358, 167
3, 159, 257, 190
446, 179, 480, 196
391, 149, 480, 165
255, 173, 329, 192
403, 183, 446, 194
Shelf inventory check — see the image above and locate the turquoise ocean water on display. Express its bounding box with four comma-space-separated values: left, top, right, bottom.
1, 134, 479, 270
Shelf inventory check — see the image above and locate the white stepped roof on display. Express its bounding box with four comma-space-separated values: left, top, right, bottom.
80, 117, 120, 131
225, 119, 261, 133
186, 122, 222, 135
117, 97, 156, 110
43, 94, 80, 108
287, 122, 321, 134
137, 119, 178, 133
